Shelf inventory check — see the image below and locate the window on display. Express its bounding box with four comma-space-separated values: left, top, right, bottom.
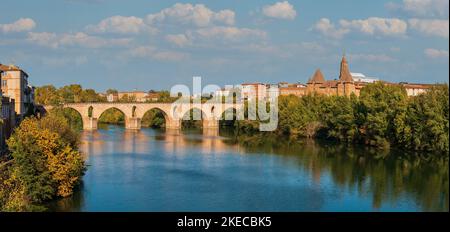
1, 80, 7, 87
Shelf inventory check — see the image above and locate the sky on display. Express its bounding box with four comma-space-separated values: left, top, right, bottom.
0, 0, 448, 92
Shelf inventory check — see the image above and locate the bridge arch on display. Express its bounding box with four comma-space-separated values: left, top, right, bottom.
217, 105, 243, 120
140, 107, 170, 129
97, 107, 126, 125
55, 106, 85, 130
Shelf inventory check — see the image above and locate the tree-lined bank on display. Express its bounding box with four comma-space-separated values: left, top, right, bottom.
34, 83, 449, 154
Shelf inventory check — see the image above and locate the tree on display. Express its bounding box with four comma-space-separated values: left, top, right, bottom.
98, 108, 125, 124
320, 95, 358, 142
277, 94, 325, 138
1, 113, 86, 211
395, 84, 449, 153
358, 82, 408, 148
58, 84, 83, 103
141, 109, 166, 128
35, 85, 60, 105
81, 89, 104, 102
49, 107, 83, 132
119, 94, 136, 103
35, 85, 107, 106
106, 89, 118, 95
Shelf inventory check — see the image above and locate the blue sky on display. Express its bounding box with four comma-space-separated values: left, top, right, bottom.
0, 0, 448, 92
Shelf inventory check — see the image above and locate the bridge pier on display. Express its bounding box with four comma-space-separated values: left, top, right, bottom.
166, 119, 181, 130
203, 119, 219, 129
202, 119, 219, 136
203, 128, 219, 137
83, 117, 98, 130
126, 117, 141, 130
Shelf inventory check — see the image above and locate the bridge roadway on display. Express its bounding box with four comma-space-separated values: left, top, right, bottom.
44, 102, 243, 131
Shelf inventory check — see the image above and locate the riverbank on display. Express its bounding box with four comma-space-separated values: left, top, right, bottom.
38, 82, 449, 155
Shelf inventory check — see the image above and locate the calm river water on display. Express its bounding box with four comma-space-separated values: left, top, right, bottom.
50, 125, 448, 212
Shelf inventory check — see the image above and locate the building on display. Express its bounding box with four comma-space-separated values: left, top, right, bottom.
398, 82, 434, 96
214, 88, 230, 98
107, 91, 148, 102
121, 91, 148, 102
241, 83, 266, 100
305, 56, 433, 97
279, 84, 307, 97
0, 64, 34, 117
351, 73, 379, 83
306, 56, 359, 97
107, 93, 119, 102
215, 55, 433, 101
0, 96, 16, 149
146, 91, 161, 102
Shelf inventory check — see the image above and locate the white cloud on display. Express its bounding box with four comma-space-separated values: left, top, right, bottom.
349, 53, 397, 62
409, 19, 449, 38
27, 32, 59, 48
146, 3, 235, 27
128, 46, 188, 61
41, 56, 88, 67
262, 1, 297, 20
86, 15, 155, 34
165, 27, 267, 47
214, 10, 236, 25
339, 18, 408, 37
312, 18, 349, 39
165, 34, 191, 47
0, 18, 36, 33
194, 26, 267, 41
424, 48, 449, 58
249, 42, 325, 58
27, 32, 132, 48
387, 0, 449, 18
313, 17, 407, 39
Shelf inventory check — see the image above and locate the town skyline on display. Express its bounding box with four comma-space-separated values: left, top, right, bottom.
0, 0, 448, 91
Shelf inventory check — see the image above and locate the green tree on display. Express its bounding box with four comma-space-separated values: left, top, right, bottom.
35, 85, 60, 105
119, 94, 136, 103
58, 84, 83, 103
1, 113, 85, 211
98, 108, 125, 124
357, 82, 408, 148
320, 95, 358, 142
141, 109, 166, 128
81, 89, 104, 102
106, 89, 118, 95
395, 85, 449, 153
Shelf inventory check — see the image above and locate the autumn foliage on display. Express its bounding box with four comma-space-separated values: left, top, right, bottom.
0, 113, 85, 211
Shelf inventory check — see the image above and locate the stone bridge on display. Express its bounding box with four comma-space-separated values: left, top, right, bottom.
44, 102, 243, 131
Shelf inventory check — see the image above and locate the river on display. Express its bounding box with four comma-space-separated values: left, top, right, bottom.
49, 125, 448, 212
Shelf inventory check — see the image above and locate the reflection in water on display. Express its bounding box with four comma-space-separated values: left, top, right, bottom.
50, 125, 448, 212
231, 134, 448, 212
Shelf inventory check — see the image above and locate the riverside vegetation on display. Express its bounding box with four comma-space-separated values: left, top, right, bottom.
0, 112, 86, 211
34, 83, 449, 154
1, 82, 446, 211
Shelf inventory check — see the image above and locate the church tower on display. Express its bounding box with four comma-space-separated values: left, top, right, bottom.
307, 69, 325, 95
337, 55, 355, 96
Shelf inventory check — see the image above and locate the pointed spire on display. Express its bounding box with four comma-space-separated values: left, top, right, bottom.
339, 55, 353, 82
308, 68, 325, 84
